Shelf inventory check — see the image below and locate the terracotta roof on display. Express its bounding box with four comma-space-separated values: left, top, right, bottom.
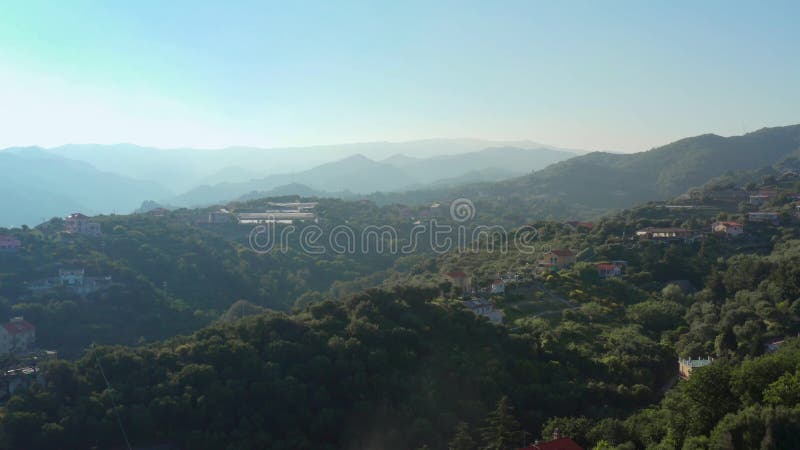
0, 235, 21, 246
447, 271, 468, 278
597, 263, 618, 271
521, 438, 584, 450
715, 221, 742, 227
550, 249, 575, 257
3, 319, 35, 336
492, 279, 504, 285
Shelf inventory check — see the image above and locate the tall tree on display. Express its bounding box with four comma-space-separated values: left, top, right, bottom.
449, 421, 476, 450
480, 396, 521, 450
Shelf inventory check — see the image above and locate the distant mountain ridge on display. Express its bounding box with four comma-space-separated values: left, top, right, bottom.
362, 124, 800, 220
33, 138, 579, 192
5, 126, 800, 227
0, 148, 171, 227
167, 146, 576, 206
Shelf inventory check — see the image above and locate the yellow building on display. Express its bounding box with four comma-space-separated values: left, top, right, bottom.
539, 249, 576, 270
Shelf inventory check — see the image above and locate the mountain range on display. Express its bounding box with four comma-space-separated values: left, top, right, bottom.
3, 125, 800, 227
41, 139, 576, 192
169, 146, 574, 206
0, 141, 578, 225
0, 148, 170, 227
365, 124, 800, 219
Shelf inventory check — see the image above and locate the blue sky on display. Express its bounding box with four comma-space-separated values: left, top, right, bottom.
0, 0, 798, 152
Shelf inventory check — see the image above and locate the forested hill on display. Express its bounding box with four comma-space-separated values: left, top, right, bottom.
369, 124, 800, 219
0, 199, 433, 356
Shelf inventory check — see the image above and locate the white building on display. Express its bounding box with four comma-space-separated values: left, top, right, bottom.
463, 298, 505, 324
711, 221, 744, 237
59, 268, 85, 287
208, 209, 233, 224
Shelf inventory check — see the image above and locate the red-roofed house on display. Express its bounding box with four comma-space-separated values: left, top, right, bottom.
65, 212, 101, 236
597, 262, 623, 278
520, 437, 584, 450
0, 235, 21, 252
540, 249, 576, 270
0, 317, 35, 355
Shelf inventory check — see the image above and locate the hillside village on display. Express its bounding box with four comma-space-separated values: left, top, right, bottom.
1, 158, 800, 448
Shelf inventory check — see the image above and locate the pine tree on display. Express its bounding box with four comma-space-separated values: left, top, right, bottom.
480, 395, 521, 450
449, 421, 477, 450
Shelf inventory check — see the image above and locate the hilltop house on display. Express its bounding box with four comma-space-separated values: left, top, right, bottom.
539, 249, 576, 270
0, 235, 21, 252
747, 211, 780, 225
0, 317, 35, 355
597, 262, 623, 278
635, 227, 693, 242
678, 357, 713, 380
65, 213, 101, 236
447, 271, 472, 294
711, 221, 743, 237
147, 207, 170, 217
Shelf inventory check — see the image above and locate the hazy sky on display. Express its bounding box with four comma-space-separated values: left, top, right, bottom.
1, 1, 798, 152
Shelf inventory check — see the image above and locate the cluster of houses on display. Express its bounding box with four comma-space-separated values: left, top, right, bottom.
536, 248, 627, 279
635, 219, 747, 244
446, 271, 506, 324
28, 268, 113, 296
0, 349, 56, 401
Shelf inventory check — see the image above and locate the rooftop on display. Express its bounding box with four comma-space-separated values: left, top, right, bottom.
679, 357, 713, 368
713, 221, 742, 227
3, 318, 35, 336
447, 270, 468, 278
522, 438, 584, 450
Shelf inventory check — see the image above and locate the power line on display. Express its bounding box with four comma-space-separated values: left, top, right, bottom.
95, 350, 132, 450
